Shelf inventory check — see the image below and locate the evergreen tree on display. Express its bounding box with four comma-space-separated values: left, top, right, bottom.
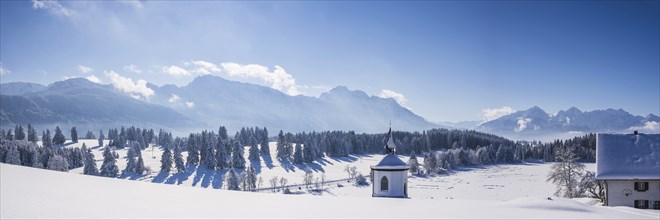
47, 155, 69, 172
70, 127, 78, 143
215, 140, 229, 169
218, 126, 228, 142
43, 130, 52, 148
5, 146, 21, 165
203, 142, 216, 169
6, 129, 13, 141
160, 147, 173, 173
124, 144, 138, 174
27, 124, 37, 143
186, 134, 200, 165
85, 131, 96, 139
98, 130, 105, 147
423, 151, 437, 174
259, 127, 270, 157
293, 143, 304, 164
408, 152, 420, 174
53, 126, 66, 146
248, 137, 260, 161
135, 150, 146, 175
173, 145, 186, 173
225, 169, 240, 190
82, 144, 99, 175
230, 140, 246, 169
547, 145, 585, 198
100, 147, 119, 177
246, 165, 257, 191
15, 125, 25, 141
276, 130, 287, 160
302, 140, 315, 163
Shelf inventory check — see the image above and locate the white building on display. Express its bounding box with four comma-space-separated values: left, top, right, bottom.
371, 127, 409, 198
596, 132, 660, 209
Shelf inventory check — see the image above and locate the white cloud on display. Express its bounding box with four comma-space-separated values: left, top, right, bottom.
0, 64, 9, 76
221, 62, 299, 96
104, 70, 154, 99
32, 0, 73, 17
185, 101, 195, 108
515, 117, 532, 132
628, 121, 660, 134
162, 65, 191, 77
123, 64, 142, 74
77, 65, 93, 73
185, 60, 221, 75
168, 94, 180, 104
481, 106, 515, 121
378, 89, 409, 108
85, 75, 101, 83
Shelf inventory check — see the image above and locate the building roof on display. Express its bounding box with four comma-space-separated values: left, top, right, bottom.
371, 154, 409, 170
596, 133, 660, 180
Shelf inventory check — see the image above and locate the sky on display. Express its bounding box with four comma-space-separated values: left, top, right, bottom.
1, 0, 658, 122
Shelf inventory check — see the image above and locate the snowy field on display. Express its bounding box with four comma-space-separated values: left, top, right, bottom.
63, 140, 583, 201
3, 139, 657, 218
2, 163, 658, 219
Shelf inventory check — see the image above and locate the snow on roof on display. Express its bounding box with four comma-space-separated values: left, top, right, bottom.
596, 133, 660, 180
371, 154, 409, 170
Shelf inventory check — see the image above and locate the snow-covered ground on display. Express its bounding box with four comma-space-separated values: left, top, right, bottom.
4, 139, 655, 218
2, 163, 658, 219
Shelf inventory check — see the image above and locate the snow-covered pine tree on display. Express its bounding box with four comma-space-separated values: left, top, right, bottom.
276, 130, 286, 161
423, 151, 437, 174
5, 129, 14, 141
135, 151, 146, 175
247, 166, 257, 191
160, 146, 173, 173
98, 130, 105, 147
44, 130, 53, 147
82, 144, 99, 175
47, 155, 69, 172
408, 152, 419, 174
248, 137, 260, 161
302, 140, 314, 163
100, 147, 119, 177
173, 145, 186, 173
124, 144, 137, 173
230, 140, 245, 169
215, 140, 229, 169
547, 145, 585, 198
53, 126, 66, 146
203, 142, 216, 169
5, 146, 21, 165
14, 125, 25, 141
186, 134, 200, 165
29, 125, 39, 143
70, 127, 78, 143
259, 127, 270, 157
293, 143, 303, 164
225, 169, 240, 190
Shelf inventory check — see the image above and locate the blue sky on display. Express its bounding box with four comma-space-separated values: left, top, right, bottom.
1, 0, 658, 122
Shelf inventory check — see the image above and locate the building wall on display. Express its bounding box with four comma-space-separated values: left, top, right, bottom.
372, 170, 407, 197
606, 180, 660, 208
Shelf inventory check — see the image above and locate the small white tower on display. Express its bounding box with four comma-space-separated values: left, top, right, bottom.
371, 126, 409, 198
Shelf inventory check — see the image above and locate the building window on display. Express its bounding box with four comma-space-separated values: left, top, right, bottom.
634, 200, 649, 209
654, 201, 660, 210
380, 176, 388, 191
634, 182, 649, 192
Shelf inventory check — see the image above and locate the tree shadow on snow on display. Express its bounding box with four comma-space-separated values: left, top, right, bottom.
250, 160, 262, 173
163, 165, 195, 185
211, 169, 227, 189
278, 159, 296, 173
261, 155, 274, 169
327, 155, 359, 163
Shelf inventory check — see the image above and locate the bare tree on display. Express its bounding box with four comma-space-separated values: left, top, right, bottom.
547, 145, 585, 198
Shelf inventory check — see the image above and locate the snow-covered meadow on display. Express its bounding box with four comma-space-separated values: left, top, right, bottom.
2, 139, 658, 219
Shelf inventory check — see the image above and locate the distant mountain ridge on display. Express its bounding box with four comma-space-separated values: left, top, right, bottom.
1, 76, 437, 133
477, 106, 659, 140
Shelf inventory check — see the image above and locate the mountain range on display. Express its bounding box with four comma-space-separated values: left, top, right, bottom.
0, 76, 435, 134
1, 76, 657, 139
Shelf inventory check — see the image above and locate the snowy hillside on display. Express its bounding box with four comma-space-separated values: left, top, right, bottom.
3, 163, 659, 219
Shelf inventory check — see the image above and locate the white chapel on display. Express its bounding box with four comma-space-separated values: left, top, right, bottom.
371, 126, 409, 198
